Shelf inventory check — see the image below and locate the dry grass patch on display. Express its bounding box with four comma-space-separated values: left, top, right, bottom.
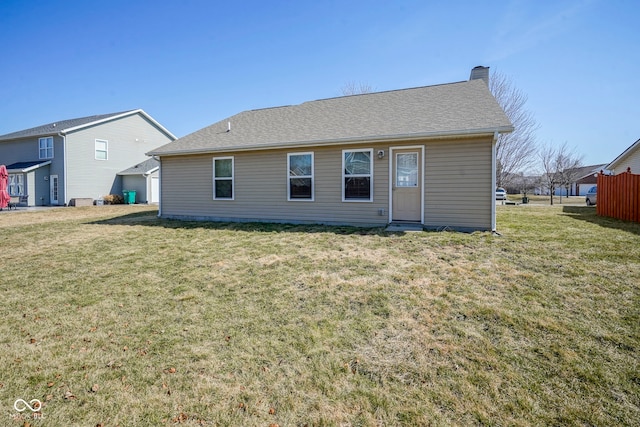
0, 205, 638, 426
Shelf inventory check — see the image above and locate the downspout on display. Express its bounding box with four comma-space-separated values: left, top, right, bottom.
152, 155, 161, 217
58, 132, 67, 206
491, 131, 498, 233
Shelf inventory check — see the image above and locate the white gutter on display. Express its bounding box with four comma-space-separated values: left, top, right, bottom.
491, 131, 498, 232
6, 160, 52, 173
142, 167, 159, 176
147, 126, 514, 157
152, 155, 162, 217
59, 132, 67, 206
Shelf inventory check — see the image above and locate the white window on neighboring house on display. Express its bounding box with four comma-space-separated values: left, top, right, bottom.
39, 137, 54, 159
213, 157, 234, 200
8, 174, 24, 196
95, 139, 108, 160
288, 152, 314, 201
342, 149, 373, 201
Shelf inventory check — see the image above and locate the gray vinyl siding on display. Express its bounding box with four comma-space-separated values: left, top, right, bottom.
65, 113, 173, 203
0, 135, 64, 206
0, 135, 64, 170
161, 143, 390, 226
160, 137, 494, 230
424, 138, 493, 230
23, 165, 51, 206
121, 172, 157, 204
33, 165, 51, 205
0, 138, 42, 165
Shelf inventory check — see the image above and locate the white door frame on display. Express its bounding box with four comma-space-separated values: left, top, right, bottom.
388, 145, 424, 223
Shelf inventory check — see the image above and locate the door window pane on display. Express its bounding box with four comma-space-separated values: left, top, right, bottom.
396, 153, 418, 187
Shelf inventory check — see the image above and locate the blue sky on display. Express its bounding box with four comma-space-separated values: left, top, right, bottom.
1, 0, 638, 168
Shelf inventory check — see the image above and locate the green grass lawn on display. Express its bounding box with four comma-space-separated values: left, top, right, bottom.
1, 205, 638, 426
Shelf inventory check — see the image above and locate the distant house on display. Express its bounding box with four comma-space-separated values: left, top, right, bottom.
148, 67, 513, 231
0, 110, 175, 206
538, 164, 606, 197
554, 164, 607, 196
606, 138, 640, 175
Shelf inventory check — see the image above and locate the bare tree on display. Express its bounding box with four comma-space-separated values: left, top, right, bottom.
538, 142, 583, 205
511, 173, 539, 198
490, 71, 539, 188
560, 166, 583, 203
341, 81, 374, 96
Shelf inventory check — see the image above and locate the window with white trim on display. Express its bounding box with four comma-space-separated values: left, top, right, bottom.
288, 152, 314, 201
8, 174, 24, 196
95, 139, 108, 160
39, 137, 54, 159
213, 157, 234, 200
343, 149, 373, 201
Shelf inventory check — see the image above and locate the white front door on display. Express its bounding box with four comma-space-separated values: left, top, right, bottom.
391, 149, 422, 222
50, 175, 59, 205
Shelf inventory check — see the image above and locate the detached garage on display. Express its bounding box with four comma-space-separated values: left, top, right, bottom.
118, 158, 160, 204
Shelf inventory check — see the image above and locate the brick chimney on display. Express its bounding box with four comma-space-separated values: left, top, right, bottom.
469, 66, 489, 85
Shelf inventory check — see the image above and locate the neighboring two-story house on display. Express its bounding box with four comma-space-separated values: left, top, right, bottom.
0, 110, 175, 206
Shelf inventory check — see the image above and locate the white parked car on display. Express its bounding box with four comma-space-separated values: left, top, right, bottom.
496, 188, 507, 200
585, 186, 597, 206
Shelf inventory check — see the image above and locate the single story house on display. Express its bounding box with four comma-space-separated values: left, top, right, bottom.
148, 66, 513, 231
552, 164, 607, 196
0, 109, 175, 206
606, 138, 640, 175
573, 164, 607, 195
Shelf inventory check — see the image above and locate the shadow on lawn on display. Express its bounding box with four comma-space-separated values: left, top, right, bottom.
562, 206, 640, 236
88, 211, 393, 236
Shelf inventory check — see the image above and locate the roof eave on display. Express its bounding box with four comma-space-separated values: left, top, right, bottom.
148, 126, 514, 157
118, 166, 160, 176
144, 166, 160, 176
61, 109, 178, 140
7, 160, 52, 173
605, 138, 640, 171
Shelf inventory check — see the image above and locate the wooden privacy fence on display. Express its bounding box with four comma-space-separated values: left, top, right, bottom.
597, 168, 640, 222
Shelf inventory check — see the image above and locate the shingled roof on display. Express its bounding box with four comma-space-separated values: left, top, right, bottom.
149, 79, 513, 157
0, 109, 176, 141
0, 111, 134, 141
118, 157, 160, 175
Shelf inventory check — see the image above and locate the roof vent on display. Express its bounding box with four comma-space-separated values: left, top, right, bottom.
469, 66, 489, 85
227, 121, 231, 132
